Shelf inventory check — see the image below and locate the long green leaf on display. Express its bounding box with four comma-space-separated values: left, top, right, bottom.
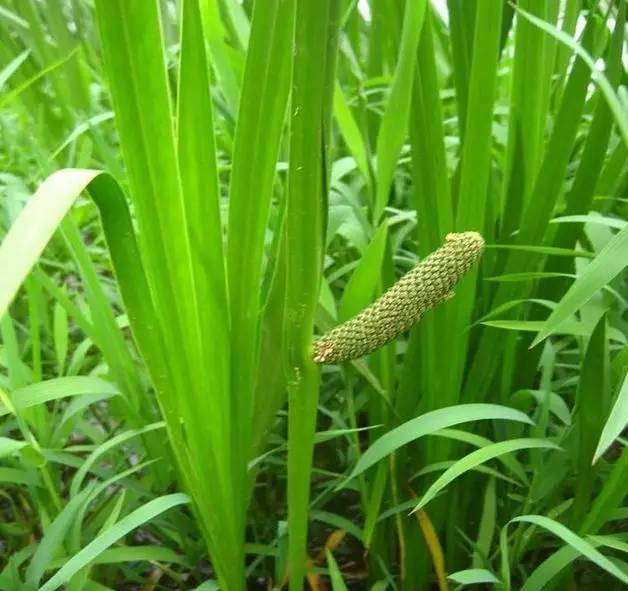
339, 222, 388, 321
532, 226, 628, 346
449, 0, 504, 394
26, 487, 94, 586
448, 569, 499, 585
226, 0, 295, 484
374, 0, 426, 219
593, 372, 628, 463
39, 494, 190, 591
414, 438, 560, 512
343, 404, 533, 483
504, 515, 628, 588
0, 169, 99, 316
0, 377, 118, 417
516, 5, 628, 147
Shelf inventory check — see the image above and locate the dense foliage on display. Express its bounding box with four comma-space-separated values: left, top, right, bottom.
0, 1, 627, 589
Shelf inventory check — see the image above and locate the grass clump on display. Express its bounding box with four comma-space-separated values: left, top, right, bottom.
0, 1, 627, 590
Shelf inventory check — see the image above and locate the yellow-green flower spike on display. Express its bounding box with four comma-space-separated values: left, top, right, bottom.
313, 232, 485, 364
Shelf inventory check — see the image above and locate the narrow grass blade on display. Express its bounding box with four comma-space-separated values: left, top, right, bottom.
333, 81, 372, 193
414, 439, 560, 512
516, 5, 628, 147
446, 0, 477, 135
39, 494, 190, 591
339, 222, 387, 321
60, 219, 150, 425
178, 0, 236, 516
0, 437, 28, 458
69, 423, 164, 497
448, 569, 499, 585
0, 377, 118, 417
512, 390, 571, 426
0, 48, 29, 90
450, 0, 504, 392
405, 7, 455, 463
64, 545, 187, 566
581, 448, 628, 534
431, 429, 527, 484
198, 0, 241, 112
532, 226, 628, 346
343, 404, 533, 484
326, 550, 349, 591
177, 0, 229, 365
509, 515, 628, 586
374, 0, 426, 219
227, 0, 295, 476
410, 6, 453, 248
0, 48, 77, 110
26, 488, 93, 586
550, 214, 627, 230
454, 0, 504, 232
571, 316, 609, 525
593, 372, 628, 463
520, 545, 581, 591
482, 320, 590, 336
473, 477, 497, 567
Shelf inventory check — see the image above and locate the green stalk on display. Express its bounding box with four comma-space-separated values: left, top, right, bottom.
286, 1, 340, 588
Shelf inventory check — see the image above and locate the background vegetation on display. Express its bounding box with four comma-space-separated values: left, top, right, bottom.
0, 0, 627, 589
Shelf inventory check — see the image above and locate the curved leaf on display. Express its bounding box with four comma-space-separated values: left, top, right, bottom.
0, 377, 119, 418
503, 515, 628, 589
448, 568, 500, 585
593, 372, 628, 463
533, 226, 628, 346
414, 439, 560, 511
0, 169, 99, 317
342, 404, 533, 484
39, 493, 190, 591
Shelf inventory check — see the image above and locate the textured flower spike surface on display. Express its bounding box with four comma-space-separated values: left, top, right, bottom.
313, 231, 485, 364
